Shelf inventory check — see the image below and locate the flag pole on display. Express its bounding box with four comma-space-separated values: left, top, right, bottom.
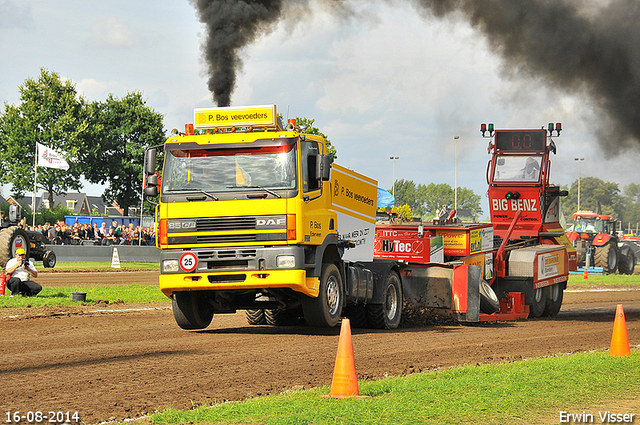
33, 143, 38, 228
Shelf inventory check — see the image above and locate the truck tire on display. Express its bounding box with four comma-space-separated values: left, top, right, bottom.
0, 227, 30, 266
528, 286, 548, 318
302, 263, 343, 327
479, 279, 500, 314
246, 309, 266, 325
594, 242, 618, 274
543, 284, 564, 317
265, 309, 285, 326
366, 270, 402, 329
343, 304, 369, 329
42, 250, 57, 268
618, 249, 636, 275
172, 291, 214, 330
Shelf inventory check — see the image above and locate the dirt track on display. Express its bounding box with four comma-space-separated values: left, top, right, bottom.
1, 270, 639, 424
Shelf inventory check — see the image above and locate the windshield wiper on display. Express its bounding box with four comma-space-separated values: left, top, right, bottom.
227, 185, 282, 198
181, 188, 219, 201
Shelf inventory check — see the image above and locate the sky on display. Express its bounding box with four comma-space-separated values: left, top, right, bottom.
1, 0, 639, 219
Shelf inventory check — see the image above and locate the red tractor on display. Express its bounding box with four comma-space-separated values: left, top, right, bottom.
566, 211, 636, 274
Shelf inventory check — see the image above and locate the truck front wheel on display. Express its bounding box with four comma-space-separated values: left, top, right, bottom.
172, 291, 214, 330
302, 263, 343, 327
367, 270, 402, 329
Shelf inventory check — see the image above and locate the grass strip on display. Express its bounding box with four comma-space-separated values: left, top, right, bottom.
568, 273, 640, 286
149, 351, 640, 425
0, 284, 168, 307
40, 261, 160, 271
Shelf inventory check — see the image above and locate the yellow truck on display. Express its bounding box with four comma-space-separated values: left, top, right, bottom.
144, 105, 407, 329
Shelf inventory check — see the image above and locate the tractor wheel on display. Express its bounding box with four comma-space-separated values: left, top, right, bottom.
302, 263, 343, 327
42, 250, 57, 268
172, 291, 214, 330
479, 279, 500, 314
618, 249, 636, 275
528, 286, 548, 318
0, 227, 30, 266
594, 242, 618, 274
366, 270, 402, 329
246, 309, 266, 325
543, 284, 564, 317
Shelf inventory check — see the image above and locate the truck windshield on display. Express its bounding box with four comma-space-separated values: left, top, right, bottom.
162, 143, 297, 195
493, 155, 542, 183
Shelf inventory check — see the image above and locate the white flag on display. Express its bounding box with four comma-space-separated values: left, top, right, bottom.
37, 143, 70, 170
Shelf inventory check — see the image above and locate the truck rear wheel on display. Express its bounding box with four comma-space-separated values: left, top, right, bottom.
543, 284, 564, 317
172, 291, 214, 330
302, 263, 343, 327
595, 242, 618, 274
528, 286, 548, 318
366, 270, 402, 329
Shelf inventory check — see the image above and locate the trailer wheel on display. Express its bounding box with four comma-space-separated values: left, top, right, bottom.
246, 309, 266, 325
302, 263, 343, 327
594, 242, 618, 274
618, 249, 636, 275
528, 286, 548, 318
172, 291, 214, 330
543, 284, 564, 317
366, 270, 402, 330
479, 279, 500, 314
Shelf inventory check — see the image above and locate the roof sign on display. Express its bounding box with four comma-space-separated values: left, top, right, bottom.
194, 105, 277, 129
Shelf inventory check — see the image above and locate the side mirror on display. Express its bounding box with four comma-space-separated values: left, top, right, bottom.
144, 186, 158, 197
144, 148, 157, 175
316, 154, 331, 181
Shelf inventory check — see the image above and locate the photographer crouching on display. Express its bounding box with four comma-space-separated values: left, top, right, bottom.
5, 248, 41, 297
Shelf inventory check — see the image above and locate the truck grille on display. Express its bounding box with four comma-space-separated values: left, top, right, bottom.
197, 217, 256, 231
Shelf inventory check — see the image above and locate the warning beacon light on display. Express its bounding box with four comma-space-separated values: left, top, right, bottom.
547, 122, 562, 137
480, 123, 495, 137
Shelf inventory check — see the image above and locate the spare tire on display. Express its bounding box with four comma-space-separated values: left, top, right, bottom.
479, 279, 500, 314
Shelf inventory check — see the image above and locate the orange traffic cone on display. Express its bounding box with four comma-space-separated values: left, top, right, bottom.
610, 304, 631, 357
583, 270, 588, 280
324, 318, 366, 398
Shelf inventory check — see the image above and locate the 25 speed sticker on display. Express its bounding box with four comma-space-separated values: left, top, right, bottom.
179, 252, 198, 272
5, 411, 79, 423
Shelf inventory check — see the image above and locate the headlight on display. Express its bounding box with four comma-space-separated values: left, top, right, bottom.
162, 259, 179, 272
276, 255, 296, 268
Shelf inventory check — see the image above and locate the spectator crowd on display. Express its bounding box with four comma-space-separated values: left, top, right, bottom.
20, 220, 155, 246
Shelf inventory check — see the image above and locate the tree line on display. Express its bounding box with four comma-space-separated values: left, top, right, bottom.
0, 68, 165, 217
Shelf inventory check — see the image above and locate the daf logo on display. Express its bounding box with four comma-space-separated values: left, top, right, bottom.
256, 216, 286, 229
257, 218, 285, 227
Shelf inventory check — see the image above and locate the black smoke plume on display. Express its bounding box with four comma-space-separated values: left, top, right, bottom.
189, 0, 285, 107
412, 0, 640, 151
191, 0, 640, 151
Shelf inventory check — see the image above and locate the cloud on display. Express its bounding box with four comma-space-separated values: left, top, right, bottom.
0, 0, 33, 30
91, 16, 135, 48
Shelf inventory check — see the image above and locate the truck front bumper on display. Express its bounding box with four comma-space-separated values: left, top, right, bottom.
159, 269, 319, 298
158, 245, 319, 298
